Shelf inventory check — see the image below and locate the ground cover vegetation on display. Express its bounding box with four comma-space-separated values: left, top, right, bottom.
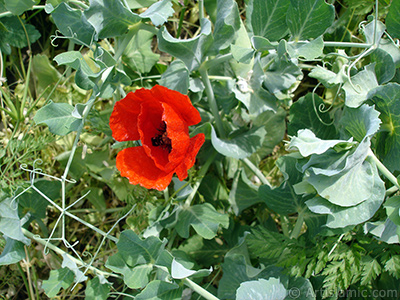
1, 0, 400, 299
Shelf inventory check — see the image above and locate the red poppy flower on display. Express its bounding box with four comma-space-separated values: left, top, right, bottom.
110, 85, 205, 191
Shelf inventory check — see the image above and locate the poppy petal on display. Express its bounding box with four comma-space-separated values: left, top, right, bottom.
109, 92, 142, 142
116, 147, 174, 191
175, 133, 205, 181
152, 85, 202, 126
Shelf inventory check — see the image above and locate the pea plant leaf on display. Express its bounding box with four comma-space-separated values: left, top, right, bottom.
139, 0, 174, 26
4, 0, 36, 15
84, 0, 141, 39
286, 0, 335, 41
170, 258, 212, 279
0, 237, 25, 266
51, 2, 96, 46
175, 203, 229, 239
34, 101, 82, 136
134, 280, 182, 300
386, 0, 400, 39
85, 277, 110, 300
248, 0, 290, 41
368, 82, 400, 172
0, 197, 30, 245
212, 0, 240, 51
236, 278, 287, 300
42, 268, 75, 298
211, 125, 266, 159
157, 18, 213, 71
158, 60, 190, 94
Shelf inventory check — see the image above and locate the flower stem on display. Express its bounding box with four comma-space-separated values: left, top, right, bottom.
183, 278, 220, 300
242, 158, 271, 186
199, 66, 226, 139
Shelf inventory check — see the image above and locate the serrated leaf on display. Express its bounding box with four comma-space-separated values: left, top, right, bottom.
386, 0, 400, 39
368, 82, 400, 172
42, 268, 75, 298
5, 0, 36, 15
85, 277, 110, 300
175, 203, 229, 239
248, 0, 290, 41
139, 0, 174, 26
122, 29, 160, 74
236, 278, 287, 300
0, 237, 25, 266
288, 93, 337, 140
135, 280, 182, 300
84, 0, 141, 39
212, 0, 240, 51
342, 64, 379, 108
211, 125, 266, 159
0, 197, 30, 245
51, 2, 96, 46
361, 257, 381, 285
384, 255, 400, 278
286, 0, 335, 40
157, 18, 213, 71
34, 101, 82, 136
158, 60, 189, 94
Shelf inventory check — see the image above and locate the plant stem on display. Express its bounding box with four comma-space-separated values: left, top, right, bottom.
199, 66, 225, 138
242, 158, 271, 186
199, 0, 204, 20
183, 278, 220, 300
21, 228, 119, 279
290, 211, 304, 239
18, 262, 33, 300
368, 149, 400, 191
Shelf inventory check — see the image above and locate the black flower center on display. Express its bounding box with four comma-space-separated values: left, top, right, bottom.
151, 121, 172, 153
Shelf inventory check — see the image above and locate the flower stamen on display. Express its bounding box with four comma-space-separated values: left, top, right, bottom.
151, 121, 172, 153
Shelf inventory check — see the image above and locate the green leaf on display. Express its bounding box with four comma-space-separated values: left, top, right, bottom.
0, 16, 41, 55
139, 0, 174, 26
51, 2, 96, 46
287, 37, 324, 60
5, 0, 36, 15
288, 129, 353, 157
158, 60, 189, 94
122, 29, 160, 74
175, 203, 229, 239
286, 0, 335, 40
61, 253, 87, 283
236, 278, 287, 300
368, 82, 400, 172
386, 0, 400, 39
117, 230, 166, 266
229, 169, 262, 215
0, 237, 25, 266
85, 277, 110, 300
84, 0, 141, 39
249, 0, 290, 41
371, 48, 396, 84
170, 258, 212, 279
308, 65, 346, 88
211, 125, 266, 159
212, 0, 240, 51
364, 219, 400, 244
126, 0, 158, 9
384, 255, 400, 278
288, 93, 337, 140
306, 161, 385, 228
157, 18, 213, 71
18, 180, 60, 219
34, 101, 82, 136
384, 196, 400, 226
342, 63, 379, 108
32, 54, 63, 94
42, 268, 75, 298
0, 197, 30, 245
134, 280, 182, 300
361, 257, 381, 286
